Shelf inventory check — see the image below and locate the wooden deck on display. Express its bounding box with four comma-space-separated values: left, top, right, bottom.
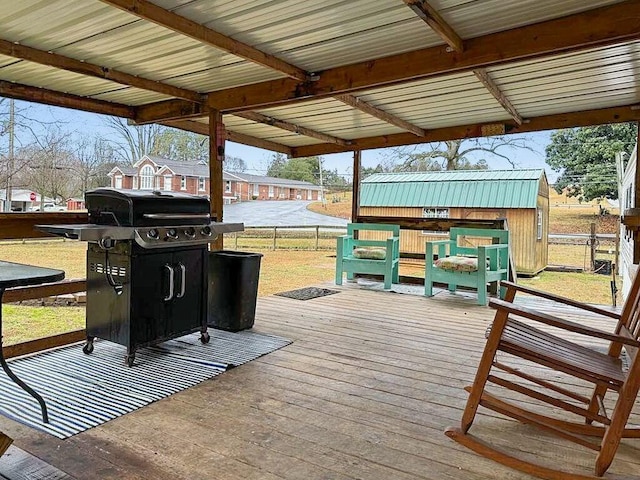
0, 284, 639, 479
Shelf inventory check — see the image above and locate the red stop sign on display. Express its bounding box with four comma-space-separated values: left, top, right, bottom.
30, 192, 36, 201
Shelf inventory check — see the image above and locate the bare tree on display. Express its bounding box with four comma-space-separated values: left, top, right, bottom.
22, 127, 75, 203
1, 99, 62, 201
73, 136, 116, 194
385, 137, 535, 172
224, 155, 247, 172
104, 117, 165, 164
105, 118, 213, 164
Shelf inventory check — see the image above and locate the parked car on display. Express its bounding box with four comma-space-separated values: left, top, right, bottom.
29, 202, 67, 212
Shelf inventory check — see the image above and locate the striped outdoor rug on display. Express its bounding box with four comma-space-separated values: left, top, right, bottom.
0, 329, 291, 439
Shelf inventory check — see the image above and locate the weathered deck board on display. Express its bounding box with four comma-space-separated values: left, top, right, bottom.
0, 285, 638, 479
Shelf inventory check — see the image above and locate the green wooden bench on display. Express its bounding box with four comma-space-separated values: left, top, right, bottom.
336, 223, 400, 289
425, 227, 509, 305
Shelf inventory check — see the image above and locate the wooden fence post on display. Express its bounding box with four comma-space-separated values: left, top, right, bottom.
315, 226, 320, 250
273, 226, 277, 250
590, 223, 596, 271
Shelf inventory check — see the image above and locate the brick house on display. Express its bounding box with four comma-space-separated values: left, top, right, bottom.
107, 155, 322, 203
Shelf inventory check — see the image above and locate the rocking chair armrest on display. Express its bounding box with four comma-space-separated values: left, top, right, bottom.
489, 298, 640, 348
498, 281, 621, 320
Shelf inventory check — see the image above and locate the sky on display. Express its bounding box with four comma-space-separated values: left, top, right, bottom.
7, 100, 558, 183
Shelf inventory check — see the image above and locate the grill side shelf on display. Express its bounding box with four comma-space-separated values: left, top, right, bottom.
36, 225, 135, 242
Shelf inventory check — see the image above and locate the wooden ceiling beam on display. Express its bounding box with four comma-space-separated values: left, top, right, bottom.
334, 94, 426, 136
289, 104, 640, 157
473, 68, 523, 125
225, 130, 293, 156
0, 81, 135, 118
0, 38, 202, 103
134, 98, 208, 124
161, 119, 293, 155
234, 111, 351, 146
99, 0, 309, 82
402, 0, 464, 52
206, 1, 640, 112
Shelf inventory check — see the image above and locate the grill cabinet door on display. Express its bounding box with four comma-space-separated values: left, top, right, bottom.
130, 251, 174, 348
166, 248, 207, 337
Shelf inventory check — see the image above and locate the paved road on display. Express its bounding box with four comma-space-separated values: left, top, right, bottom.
223, 200, 348, 227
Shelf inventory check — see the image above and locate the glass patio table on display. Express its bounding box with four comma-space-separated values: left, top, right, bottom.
0, 260, 65, 423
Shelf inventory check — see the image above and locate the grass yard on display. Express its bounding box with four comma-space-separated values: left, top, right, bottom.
2, 304, 85, 344
0, 190, 623, 345
0, 240, 340, 344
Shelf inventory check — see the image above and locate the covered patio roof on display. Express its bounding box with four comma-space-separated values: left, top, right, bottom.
0, 1, 639, 157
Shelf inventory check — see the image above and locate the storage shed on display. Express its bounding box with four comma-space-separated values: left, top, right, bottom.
360, 169, 549, 275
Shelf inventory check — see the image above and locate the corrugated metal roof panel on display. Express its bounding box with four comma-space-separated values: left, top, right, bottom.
0, 61, 127, 97
434, 0, 621, 39
360, 179, 540, 209
485, 41, 640, 119
1, 1, 136, 49
363, 170, 545, 183
160, 0, 441, 71
0, 55, 19, 69
90, 87, 171, 106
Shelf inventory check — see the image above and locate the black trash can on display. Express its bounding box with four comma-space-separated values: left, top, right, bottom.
208, 250, 263, 331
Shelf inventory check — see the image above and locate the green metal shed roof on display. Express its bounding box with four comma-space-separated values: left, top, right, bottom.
360, 169, 546, 208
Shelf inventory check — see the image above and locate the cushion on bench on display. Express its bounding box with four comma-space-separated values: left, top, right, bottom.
435, 255, 479, 272
352, 247, 387, 260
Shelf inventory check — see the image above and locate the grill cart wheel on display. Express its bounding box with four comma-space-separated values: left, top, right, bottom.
125, 354, 135, 367
200, 332, 210, 344
82, 340, 94, 355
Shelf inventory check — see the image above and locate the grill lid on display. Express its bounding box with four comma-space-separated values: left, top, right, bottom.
86, 188, 210, 227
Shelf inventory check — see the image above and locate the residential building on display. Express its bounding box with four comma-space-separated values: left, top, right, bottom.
620, 142, 639, 299
0, 189, 51, 212
108, 155, 322, 203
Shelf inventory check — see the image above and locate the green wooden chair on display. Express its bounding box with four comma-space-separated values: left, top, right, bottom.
425, 227, 509, 305
336, 223, 400, 289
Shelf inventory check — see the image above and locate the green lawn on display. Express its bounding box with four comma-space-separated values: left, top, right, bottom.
0, 232, 621, 345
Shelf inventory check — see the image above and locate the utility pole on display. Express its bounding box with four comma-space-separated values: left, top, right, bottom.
4, 99, 14, 212
318, 157, 326, 207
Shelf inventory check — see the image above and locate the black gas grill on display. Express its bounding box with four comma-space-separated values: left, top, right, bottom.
38, 188, 243, 366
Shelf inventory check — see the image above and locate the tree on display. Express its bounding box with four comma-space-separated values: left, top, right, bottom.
224, 155, 247, 173
385, 137, 533, 172
267, 154, 320, 184
266, 153, 289, 177
105, 117, 218, 165
22, 127, 75, 203
545, 123, 638, 201
73, 136, 117, 194
105, 117, 165, 163
361, 164, 384, 180
1, 99, 60, 200
153, 128, 208, 162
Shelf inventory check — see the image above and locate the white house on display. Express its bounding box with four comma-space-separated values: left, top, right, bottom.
620, 142, 639, 299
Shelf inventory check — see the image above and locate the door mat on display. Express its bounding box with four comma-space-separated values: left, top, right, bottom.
275, 287, 340, 300
0, 329, 291, 439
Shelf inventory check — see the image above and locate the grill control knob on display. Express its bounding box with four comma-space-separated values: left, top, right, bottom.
147, 228, 159, 239
184, 227, 196, 239
201, 226, 212, 236
166, 228, 178, 240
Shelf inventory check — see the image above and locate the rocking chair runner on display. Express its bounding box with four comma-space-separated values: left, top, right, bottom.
446, 273, 640, 479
